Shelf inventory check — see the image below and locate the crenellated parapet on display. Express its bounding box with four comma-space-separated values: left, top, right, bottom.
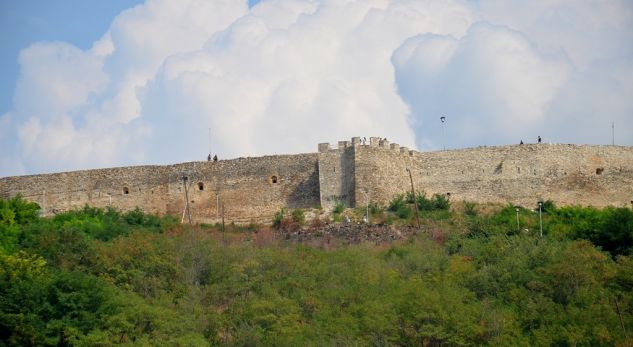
320, 136, 417, 156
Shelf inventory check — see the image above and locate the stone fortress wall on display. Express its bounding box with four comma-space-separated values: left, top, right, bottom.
0, 154, 320, 224
347, 137, 633, 210
1, 137, 632, 224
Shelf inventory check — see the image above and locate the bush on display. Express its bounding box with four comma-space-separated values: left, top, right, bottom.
463, 201, 477, 217
291, 209, 305, 225
415, 193, 450, 212
540, 199, 556, 213
388, 194, 406, 212
272, 208, 285, 229
333, 202, 345, 215
369, 202, 383, 215
431, 194, 450, 211
396, 205, 412, 219
406, 191, 416, 204
416, 193, 434, 211
0, 195, 40, 226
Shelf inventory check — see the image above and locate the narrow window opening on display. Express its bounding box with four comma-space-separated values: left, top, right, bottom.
333, 167, 336, 173
123, 187, 129, 195
517, 167, 521, 174
270, 176, 278, 184
596, 168, 604, 175
198, 182, 204, 191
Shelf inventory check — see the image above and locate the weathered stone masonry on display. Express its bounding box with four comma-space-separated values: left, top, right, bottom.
2, 137, 632, 223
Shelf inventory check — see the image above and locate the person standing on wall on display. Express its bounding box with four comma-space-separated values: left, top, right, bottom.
537, 136, 542, 144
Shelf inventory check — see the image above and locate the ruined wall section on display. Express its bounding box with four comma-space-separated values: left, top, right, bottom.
0, 153, 320, 224
354, 142, 633, 208
317, 140, 356, 210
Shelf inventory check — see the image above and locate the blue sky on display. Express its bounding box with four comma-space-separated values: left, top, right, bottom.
0, 0, 144, 114
1, 0, 632, 177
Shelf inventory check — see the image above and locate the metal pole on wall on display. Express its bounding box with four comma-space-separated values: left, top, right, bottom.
406, 168, 421, 229
366, 195, 369, 225
362, 190, 369, 224
221, 202, 225, 243
538, 201, 543, 237
515, 206, 520, 232
216, 192, 220, 219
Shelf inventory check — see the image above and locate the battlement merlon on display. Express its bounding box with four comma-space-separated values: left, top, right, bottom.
338, 141, 351, 148
321, 137, 413, 153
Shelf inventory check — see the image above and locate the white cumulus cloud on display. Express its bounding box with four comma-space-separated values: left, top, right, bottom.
393, 22, 571, 147
1, 0, 631, 177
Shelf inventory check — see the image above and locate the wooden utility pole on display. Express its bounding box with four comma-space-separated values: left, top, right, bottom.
407, 168, 421, 229
182, 176, 192, 225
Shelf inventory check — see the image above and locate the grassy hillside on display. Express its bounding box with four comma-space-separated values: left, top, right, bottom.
1, 195, 632, 346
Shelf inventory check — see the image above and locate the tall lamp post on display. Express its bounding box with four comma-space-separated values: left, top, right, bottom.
537, 201, 543, 237
440, 116, 446, 150
514, 206, 520, 233
362, 190, 370, 224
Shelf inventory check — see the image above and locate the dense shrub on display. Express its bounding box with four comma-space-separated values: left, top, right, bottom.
416, 192, 450, 212
332, 201, 345, 214
291, 209, 305, 225
463, 201, 478, 217
396, 205, 412, 219
1, 195, 633, 346
272, 208, 285, 229
388, 194, 406, 212
368, 202, 383, 215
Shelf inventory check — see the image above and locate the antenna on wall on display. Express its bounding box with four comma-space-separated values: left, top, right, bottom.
612, 121, 615, 146
208, 128, 212, 157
